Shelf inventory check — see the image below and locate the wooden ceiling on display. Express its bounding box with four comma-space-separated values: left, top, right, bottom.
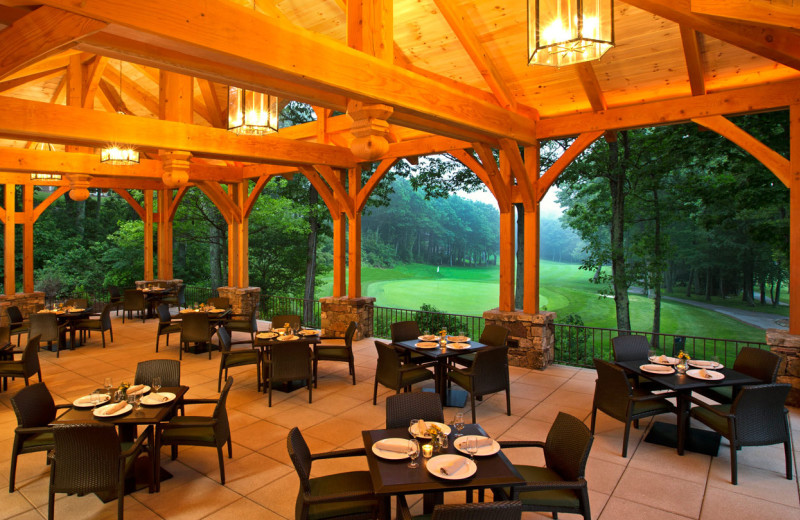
0, 0, 799, 180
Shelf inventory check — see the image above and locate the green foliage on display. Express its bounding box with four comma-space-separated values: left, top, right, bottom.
414, 303, 473, 336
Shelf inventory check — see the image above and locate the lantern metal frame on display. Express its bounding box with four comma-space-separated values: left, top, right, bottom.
227, 86, 279, 135
528, 0, 615, 67
30, 143, 62, 181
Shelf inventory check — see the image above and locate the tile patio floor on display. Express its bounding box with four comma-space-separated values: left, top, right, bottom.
1, 314, 798, 519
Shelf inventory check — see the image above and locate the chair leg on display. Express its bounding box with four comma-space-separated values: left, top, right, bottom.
622, 419, 631, 458
109, 329, 113, 343
313, 358, 318, 388
505, 388, 511, 416
590, 406, 597, 434
101, 331, 106, 348
308, 377, 313, 403
117, 480, 125, 520
268, 380, 273, 407
373, 378, 379, 405
9, 442, 19, 492
471, 393, 476, 424
217, 445, 226, 485
351, 358, 356, 385
171, 445, 178, 460
218, 367, 223, 392
228, 439, 233, 458
48, 488, 55, 520
156, 334, 160, 352
730, 441, 738, 485
785, 440, 793, 480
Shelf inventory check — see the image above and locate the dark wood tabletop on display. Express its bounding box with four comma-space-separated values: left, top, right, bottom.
615, 359, 761, 391
52, 386, 189, 427
392, 339, 490, 361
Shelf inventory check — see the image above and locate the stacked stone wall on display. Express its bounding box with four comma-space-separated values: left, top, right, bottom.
766, 328, 800, 407
320, 297, 375, 340
217, 286, 261, 316
0, 292, 46, 327
482, 308, 556, 369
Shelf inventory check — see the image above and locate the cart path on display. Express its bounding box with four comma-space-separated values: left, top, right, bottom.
659, 294, 786, 330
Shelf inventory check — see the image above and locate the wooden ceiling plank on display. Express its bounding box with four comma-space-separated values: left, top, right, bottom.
432, 0, 516, 110
679, 25, 706, 96
574, 62, 607, 112
0, 6, 106, 80
37, 0, 537, 144
691, 0, 800, 30
197, 78, 224, 128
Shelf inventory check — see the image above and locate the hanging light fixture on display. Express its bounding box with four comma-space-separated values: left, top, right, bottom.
101, 60, 140, 165
528, 0, 615, 67
227, 0, 279, 135
30, 142, 62, 181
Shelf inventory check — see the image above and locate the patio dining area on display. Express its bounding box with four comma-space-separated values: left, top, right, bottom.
1, 315, 798, 520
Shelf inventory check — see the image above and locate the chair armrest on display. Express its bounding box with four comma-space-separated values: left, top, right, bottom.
310, 447, 366, 460
121, 425, 153, 457
512, 478, 587, 493
161, 418, 217, 428
181, 398, 219, 405
498, 440, 545, 450
631, 391, 678, 402
55, 403, 73, 410
688, 396, 733, 417
303, 489, 375, 505
16, 426, 53, 435
447, 365, 472, 377
399, 362, 436, 373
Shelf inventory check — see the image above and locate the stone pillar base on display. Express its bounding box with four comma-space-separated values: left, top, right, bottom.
135, 279, 183, 292
0, 292, 45, 327
217, 286, 261, 316
766, 328, 800, 407
320, 296, 376, 340
482, 308, 556, 370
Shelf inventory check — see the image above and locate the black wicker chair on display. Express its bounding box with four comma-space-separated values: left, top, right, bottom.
74, 303, 114, 348
122, 289, 146, 323
8, 382, 71, 492
179, 312, 216, 360
287, 426, 379, 520
385, 392, 444, 429
155, 304, 182, 353
29, 313, 66, 357
494, 413, 593, 520
6, 305, 29, 347
372, 340, 435, 405
266, 341, 312, 406
447, 346, 511, 423
611, 335, 651, 361
0, 325, 10, 361
271, 314, 301, 331
453, 324, 509, 368
108, 286, 124, 316
161, 284, 186, 310
390, 320, 427, 364
48, 422, 153, 520
157, 376, 233, 487
695, 347, 781, 404
590, 358, 677, 457
217, 326, 260, 392
398, 498, 523, 520
689, 383, 792, 485
0, 335, 43, 391
135, 359, 181, 387
313, 320, 357, 387
225, 306, 259, 345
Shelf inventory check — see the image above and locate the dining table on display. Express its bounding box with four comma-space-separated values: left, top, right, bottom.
615, 359, 761, 456
254, 329, 322, 393
392, 338, 491, 407
142, 287, 174, 318
37, 307, 92, 350
362, 423, 524, 520
177, 308, 232, 354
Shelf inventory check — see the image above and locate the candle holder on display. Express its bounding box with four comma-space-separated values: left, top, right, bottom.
422, 444, 433, 458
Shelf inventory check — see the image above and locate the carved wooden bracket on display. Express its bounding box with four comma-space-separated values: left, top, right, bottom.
160, 150, 192, 187
348, 101, 393, 160
66, 173, 90, 201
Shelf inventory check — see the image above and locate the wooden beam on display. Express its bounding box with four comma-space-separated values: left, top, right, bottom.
4, 181, 14, 294
790, 104, 800, 333
0, 66, 64, 94
537, 131, 605, 201
383, 136, 470, 160
0, 6, 106, 80
37, 0, 538, 144
98, 78, 129, 113
298, 165, 340, 218
0, 96, 358, 167
244, 174, 275, 218
159, 70, 193, 123
537, 79, 800, 139
197, 78, 224, 128
691, 0, 800, 30
347, 0, 393, 62
167, 186, 187, 221
498, 138, 534, 208
679, 26, 706, 96
574, 62, 607, 112
448, 148, 499, 203
347, 167, 361, 298
624, 0, 800, 71
0, 147, 163, 178
523, 144, 540, 314
103, 64, 159, 115
112, 188, 144, 220
473, 142, 511, 211
355, 158, 397, 213
432, 0, 516, 110
692, 115, 790, 186
196, 181, 240, 224
144, 189, 154, 280
498, 210, 514, 311
32, 185, 68, 221
82, 55, 107, 107
22, 183, 32, 291
315, 165, 355, 220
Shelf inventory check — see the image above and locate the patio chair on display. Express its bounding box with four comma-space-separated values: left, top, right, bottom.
287, 426, 379, 520
385, 392, 444, 429
29, 313, 66, 357
49, 422, 153, 520
217, 326, 261, 392
225, 306, 259, 345
313, 320, 357, 387
453, 324, 509, 368
155, 303, 182, 352
695, 347, 781, 404
161, 284, 186, 310
108, 286, 124, 316
390, 320, 427, 363
271, 314, 301, 331
74, 303, 114, 348
266, 341, 312, 406
9, 382, 71, 492
590, 359, 677, 457
157, 377, 233, 487
179, 312, 216, 360
135, 359, 181, 387
207, 296, 230, 310
688, 383, 792, 485
611, 335, 650, 361
372, 340, 436, 405
398, 497, 522, 520
447, 345, 511, 423
6, 305, 29, 347
122, 289, 146, 323
493, 412, 593, 520
0, 335, 43, 391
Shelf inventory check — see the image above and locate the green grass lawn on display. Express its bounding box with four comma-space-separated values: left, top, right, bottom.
317, 261, 769, 342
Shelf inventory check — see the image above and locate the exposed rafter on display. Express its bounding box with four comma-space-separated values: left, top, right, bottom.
679, 25, 706, 96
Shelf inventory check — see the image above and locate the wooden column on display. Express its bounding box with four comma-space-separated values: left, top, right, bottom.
523, 145, 540, 314
144, 190, 154, 280
227, 183, 248, 288
791, 104, 800, 334
23, 184, 34, 292
498, 210, 515, 311
157, 189, 173, 279
332, 215, 346, 297
348, 168, 362, 297
4, 183, 15, 295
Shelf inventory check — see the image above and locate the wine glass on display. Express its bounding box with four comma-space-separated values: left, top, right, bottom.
90, 392, 103, 409
104, 377, 113, 395
409, 419, 420, 438
453, 412, 464, 438
152, 376, 162, 397
407, 439, 420, 468
466, 436, 478, 460
710, 355, 720, 368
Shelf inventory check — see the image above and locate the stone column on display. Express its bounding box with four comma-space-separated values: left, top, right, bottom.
766, 328, 800, 407
217, 286, 261, 316
0, 292, 46, 327
320, 296, 375, 339
483, 308, 556, 370
135, 279, 183, 292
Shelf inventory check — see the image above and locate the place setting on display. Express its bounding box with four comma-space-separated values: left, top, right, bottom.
140, 377, 176, 405
686, 367, 725, 380
639, 363, 676, 375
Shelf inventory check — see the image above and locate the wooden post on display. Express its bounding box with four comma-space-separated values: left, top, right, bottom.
498, 210, 515, 311
791, 104, 800, 334
157, 189, 173, 279
523, 145, 540, 314
226, 183, 248, 288
348, 167, 362, 297
332, 215, 346, 297
4, 182, 15, 295
144, 189, 154, 280
23, 184, 34, 293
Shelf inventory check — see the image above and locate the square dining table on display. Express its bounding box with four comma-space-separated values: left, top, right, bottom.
362, 423, 524, 520
615, 360, 761, 455
254, 330, 322, 393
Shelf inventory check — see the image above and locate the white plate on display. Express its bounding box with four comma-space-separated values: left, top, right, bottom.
453, 435, 500, 456
415, 341, 439, 349
408, 421, 452, 438
447, 336, 470, 343
426, 454, 477, 480
640, 364, 675, 375
126, 385, 150, 396
257, 332, 279, 339
447, 343, 471, 350
140, 391, 176, 406
298, 330, 319, 336
277, 335, 299, 341
371, 438, 410, 460
686, 369, 725, 381
688, 360, 724, 370
273, 327, 288, 333
648, 356, 679, 365
73, 394, 111, 408
93, 402, 133, 417
418, 335, 440, 341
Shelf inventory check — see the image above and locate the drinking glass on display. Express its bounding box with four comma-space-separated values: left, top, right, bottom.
91, 392, 104, 409
409, 419, 420, 438
127, 392, 136, 410
193, 302, 199, 311
466, 437, 478, 460
407, 439, 420, 468
710, 355, 720, 367
152, 376, 162, 397
104, 377, 113, 395
648, 349, 656, 360
453, 413, 464, 438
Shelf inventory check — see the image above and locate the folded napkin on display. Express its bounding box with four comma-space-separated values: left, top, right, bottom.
103, 402, 127, 415
693, 360, 715, 367
76, 395, 99, 406
475, 437, 494, 448
658, 355, 668, 363
376, 439, 408, 453
127, 384, 145, 394
416, 420, 428, 436
420, 335, 436, 341
699, 368, 710, 378
642, 364, 673, 373
440, 457, 468, 476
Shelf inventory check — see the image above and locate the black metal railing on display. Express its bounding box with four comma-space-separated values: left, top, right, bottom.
184, 285, 215, 306
372, 305, 485, 340
552, 323, 770, 368
260, 295, 322, 328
